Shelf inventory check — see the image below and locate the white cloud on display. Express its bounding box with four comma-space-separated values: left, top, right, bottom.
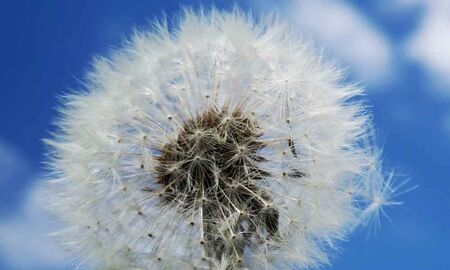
405, 0, 450, 94
0, 139, 29, 184
441, 113, 450, 136
385, 0, 424, 8
281, 0, 394, 88
0, 183, 71, 270
0, 138, 72, 270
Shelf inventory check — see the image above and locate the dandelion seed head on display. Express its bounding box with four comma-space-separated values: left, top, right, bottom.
44, 8, 401, 269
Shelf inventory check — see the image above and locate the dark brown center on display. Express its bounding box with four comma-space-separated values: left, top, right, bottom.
154, 107, 279, 266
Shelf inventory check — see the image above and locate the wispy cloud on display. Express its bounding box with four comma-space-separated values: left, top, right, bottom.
0, 183, 71, 270
404, 0, 450, 95
441, 113, 450, 136
0, 139, 29, 184
253, 0, 395, 88
287, 0, 394, 87
0, 139, 71, 270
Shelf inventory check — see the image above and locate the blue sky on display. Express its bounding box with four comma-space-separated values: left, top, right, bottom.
0, 0, 449, 269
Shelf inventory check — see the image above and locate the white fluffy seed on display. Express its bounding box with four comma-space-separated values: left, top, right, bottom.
44, 8, 399, 270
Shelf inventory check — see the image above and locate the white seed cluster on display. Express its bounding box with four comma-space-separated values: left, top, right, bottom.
44, 9, 396, 270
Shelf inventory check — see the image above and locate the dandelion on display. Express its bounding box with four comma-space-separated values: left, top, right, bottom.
44, 8, 399, 269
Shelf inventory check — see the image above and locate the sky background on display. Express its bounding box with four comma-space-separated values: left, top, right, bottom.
0, 0, 449, 269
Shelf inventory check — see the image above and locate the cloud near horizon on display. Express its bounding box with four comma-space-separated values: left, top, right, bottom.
0, 182, 71, 270
0, 139, 70, 270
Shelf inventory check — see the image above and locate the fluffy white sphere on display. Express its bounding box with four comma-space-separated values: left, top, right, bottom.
45, 8, 394, 270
